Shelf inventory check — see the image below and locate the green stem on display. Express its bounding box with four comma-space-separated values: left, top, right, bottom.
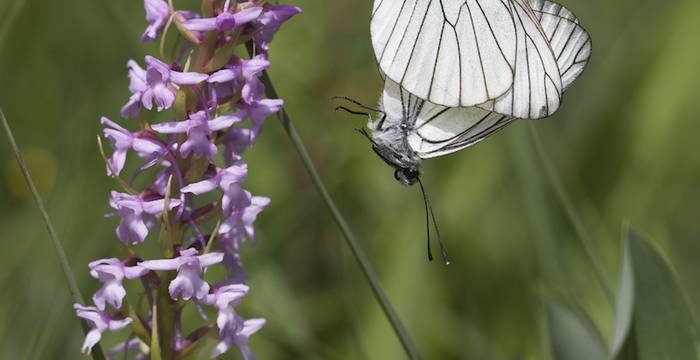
527, 123, 615, 305
0, 108, 107, 360
256, 72, 421, 359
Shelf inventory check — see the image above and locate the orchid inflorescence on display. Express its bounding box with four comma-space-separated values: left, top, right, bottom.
74, 1, 300, 358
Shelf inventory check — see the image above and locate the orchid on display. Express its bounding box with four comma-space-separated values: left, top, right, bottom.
151, 110, 244, 159
212, 314, 266, 359
101, 117, 166, 175
181, 162, 249, 215
141, 56, 208, 112
140, 248, 224, 301
88, 258, 148, 310
182, 6, 262, 32
74, 305, 133, 355
109, 191, 182, 244
141, 0, 171, 42
78, 2, 300, 357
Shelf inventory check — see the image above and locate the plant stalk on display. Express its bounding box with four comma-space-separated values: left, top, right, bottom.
0, 108, 106, 360
254, 72, 422, 359
527, 123, 615, 305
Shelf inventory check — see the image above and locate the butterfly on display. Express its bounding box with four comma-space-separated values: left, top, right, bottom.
336, 0, 591, 262
339, 0, 591, 185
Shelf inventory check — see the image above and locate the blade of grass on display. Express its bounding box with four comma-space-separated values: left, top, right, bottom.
255, 71, 421, 359
0, 108, 106, 360
527, 123, 615, 305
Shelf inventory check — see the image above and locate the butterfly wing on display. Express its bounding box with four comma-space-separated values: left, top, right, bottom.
371, 0, 519, 108
476, 0, 564, 119
407, 0, 591, 157
529, 0, 592, 91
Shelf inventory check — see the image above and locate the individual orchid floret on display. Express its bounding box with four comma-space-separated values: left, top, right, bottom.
109, 191, 182, 245
220, 195, 270, 246
253, 5, 302, 53
241, 98, 284, 140
121, 60, 148, 118
211, 312, 265, 359
208, 55, 270, 105
89, 258, 149, 310
142, 56, 209, 112
139, 248, 224, 301
182, 7, 262, 32
222, 128, 254, 165
206, 284, 249, 318
101, 117, 167, 175
181, 162, 249, 215
74, 305, 133, 355
141, 0, 171, 42
240, 55, 270, 104
152, 110, 245, 159
216, 195, 270, 283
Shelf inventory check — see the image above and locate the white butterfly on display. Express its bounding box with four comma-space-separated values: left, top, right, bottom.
357, 0, 591, 185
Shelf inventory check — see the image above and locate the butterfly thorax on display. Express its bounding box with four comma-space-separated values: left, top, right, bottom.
367, 114, 421, 185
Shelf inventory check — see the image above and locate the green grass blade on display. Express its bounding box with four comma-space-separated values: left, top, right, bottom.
0, 108, 106, 360
527, 123, 615, 305
256, 73, 422, 359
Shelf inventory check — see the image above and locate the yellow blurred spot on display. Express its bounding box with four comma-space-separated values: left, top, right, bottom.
4, 147, 58, 199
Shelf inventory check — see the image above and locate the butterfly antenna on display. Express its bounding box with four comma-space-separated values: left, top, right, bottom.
332, 96, 385, 114
418, 177, 451, 265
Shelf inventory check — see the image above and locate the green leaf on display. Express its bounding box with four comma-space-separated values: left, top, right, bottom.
546, 301, 607, 360
611, 226, 697, 360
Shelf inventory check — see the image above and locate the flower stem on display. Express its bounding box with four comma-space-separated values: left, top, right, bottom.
256, 73, 422, 359
527, 123, 615, 305
0, 108, 107, 360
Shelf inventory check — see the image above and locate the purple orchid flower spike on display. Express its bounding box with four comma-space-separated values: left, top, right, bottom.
142, 56, 209, 112
101, 117, 167, 175
89, 258, 149, 310
181, 162, 249, 215
152, 110, 245, 159
211, 313, 266, 359
183, 6, 262, 32
109, 191, 182, 245
84, 0, 299, 355
141, 0, 171, 42
139, 248, 224, 301
74, 305, 133, 355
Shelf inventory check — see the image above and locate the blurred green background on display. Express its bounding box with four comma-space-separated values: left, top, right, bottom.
1, 0, 700, 359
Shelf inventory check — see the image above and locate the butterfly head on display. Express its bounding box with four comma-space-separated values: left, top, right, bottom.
365, 129, 422, 186
393, 167, 420, 186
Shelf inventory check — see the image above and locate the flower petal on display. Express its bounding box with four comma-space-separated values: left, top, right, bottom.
182, 17, 218, 32
198, 252, 224, 267
170, 70, 209, 85
181, 177, 220, 195
139, 258, 181, 271
151, 119, 195, 134
209, 112, 245, 131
